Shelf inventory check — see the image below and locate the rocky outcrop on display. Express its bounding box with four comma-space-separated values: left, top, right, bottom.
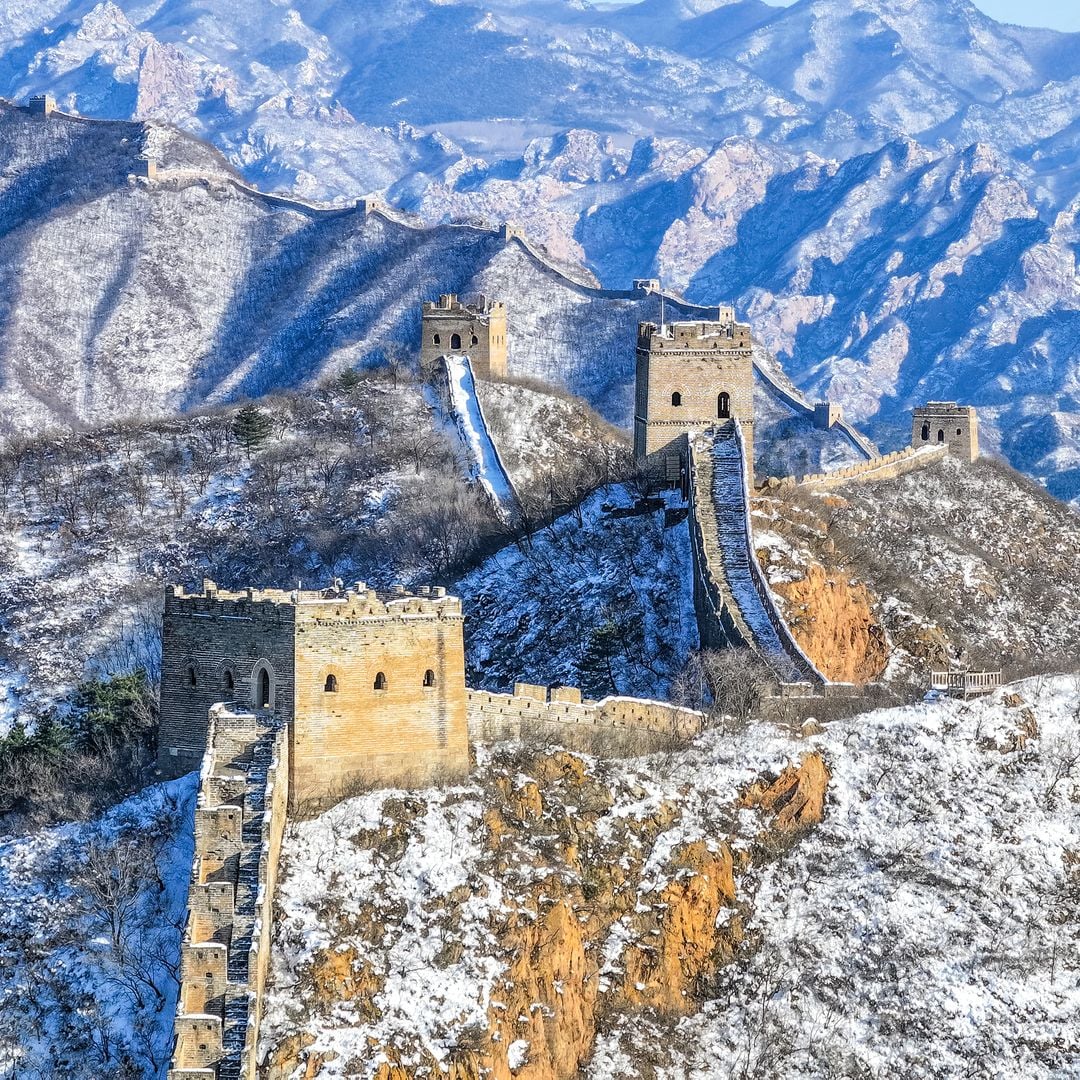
768, 563, 889, 684
261, 748, 831, 1080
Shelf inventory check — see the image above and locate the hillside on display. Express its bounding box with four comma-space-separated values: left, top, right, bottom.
2, 0, 1079, 499
753, 455, 1080, 684
0, 101, 868, 453
258, 676, 1080, 1080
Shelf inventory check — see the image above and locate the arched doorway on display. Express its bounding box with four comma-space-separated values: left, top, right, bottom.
718, 392, 731, 419
450, 332, 462, 351
252, 662, 275, 710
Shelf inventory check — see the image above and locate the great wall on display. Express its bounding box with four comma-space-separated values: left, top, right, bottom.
31, 70, 978, 1070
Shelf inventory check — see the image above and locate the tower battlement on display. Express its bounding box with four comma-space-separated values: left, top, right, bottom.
159, 579, 468, 807
634, 312, 755, 486
912, 401, 979, 463
420, 293, 508, 378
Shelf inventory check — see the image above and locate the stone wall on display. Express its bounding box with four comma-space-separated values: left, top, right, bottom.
467, 683, 704, 756
168, 705, 288, 1080
795, 444, 948, 490
420, 293, 508, 379
291, 595, 469, 810
912, 402, 979, 463
158, 582, 471, 809
159, 583, 296, 779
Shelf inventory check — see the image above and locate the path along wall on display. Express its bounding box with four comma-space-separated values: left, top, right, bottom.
467, 683, 705, 756
168, 704, 288, 1080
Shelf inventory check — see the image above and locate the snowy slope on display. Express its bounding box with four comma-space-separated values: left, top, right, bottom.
442, 354, 518, 517
589, 676, 1080, 1079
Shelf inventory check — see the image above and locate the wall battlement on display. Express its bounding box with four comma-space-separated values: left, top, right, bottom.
467, 683, 704, 754
168, 705, 288, 1080
794, 444, 949, 490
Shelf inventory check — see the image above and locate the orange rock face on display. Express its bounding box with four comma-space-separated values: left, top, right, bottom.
262, 748, 831, 1080
767, 561, 888, 684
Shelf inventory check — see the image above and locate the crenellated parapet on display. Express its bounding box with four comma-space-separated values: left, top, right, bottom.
466, 682, 705, 754
168, 705, 288, 1080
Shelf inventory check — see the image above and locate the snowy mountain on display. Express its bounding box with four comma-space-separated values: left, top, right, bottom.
2, 0, 1080, 499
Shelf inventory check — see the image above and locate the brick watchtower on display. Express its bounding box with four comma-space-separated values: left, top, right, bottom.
633, 308, 755, 485
912, 402, 979, 463
158, 580, 469, 809
420, 294, 508, 378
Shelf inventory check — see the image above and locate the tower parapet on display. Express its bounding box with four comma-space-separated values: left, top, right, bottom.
158, 579, 468, 808
911, 401, 979, 463
633, 311, 754, 486
420, 293, 508, 379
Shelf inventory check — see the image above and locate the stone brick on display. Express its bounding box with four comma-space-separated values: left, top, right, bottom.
420, 293, 507, 379
633, 313, 754, 485
912, 401, 979, 462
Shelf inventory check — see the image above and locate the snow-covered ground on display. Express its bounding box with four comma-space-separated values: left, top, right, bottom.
590, 675, 1080, 1079
261, 675, 1080, 1080
0, 774, 197, 1077
456, 484, 699, 700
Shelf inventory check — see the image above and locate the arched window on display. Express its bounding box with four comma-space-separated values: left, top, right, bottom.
718, 392, 731, 419
956, 427, 963, 436
471, 334, 479, 346
450, 332, 462, 351
423, 669, 436, 688
432, 333, 441, 346
671, 391, 682, 407
373, 672, 387, 691
222, 670, 234, 692
921, 423, 930, 441
937, 429, 945, 443
187, 666, 197, 687
258, 668, 271, 708
324, 673, 338, 693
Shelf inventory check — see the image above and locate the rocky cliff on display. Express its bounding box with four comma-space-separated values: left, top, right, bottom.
259, 741, 830, 1080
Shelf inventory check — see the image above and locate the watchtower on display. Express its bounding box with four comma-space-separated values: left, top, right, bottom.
420, 294, 508, 379
28, 94, 56, 116
158, 580, 469, 808
912, 402, 979, 463
633, 308, 754, 485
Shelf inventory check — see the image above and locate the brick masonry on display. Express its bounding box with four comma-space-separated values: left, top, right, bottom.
912, 401, 979, 463
158, 582, 469, 810
633, 311, 755, 485
466, 683, 704, 755
420, 293, 508, 379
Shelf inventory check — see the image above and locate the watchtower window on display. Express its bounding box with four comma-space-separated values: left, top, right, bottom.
324, 674, 338, 693
450, 333, 462, 351
671, 391, 682, 407
423, 669, 436, 688
937, 429, 945, 443
187, 666, 197, 687
471, 334, 479, 346
374, 672, 387, 691
957, 427, 963, 436
258, 668, 271, 709
432, 333, 441, 346
718, 392, 731, 419
222, 670, 234, 692
921, 423, 930, 441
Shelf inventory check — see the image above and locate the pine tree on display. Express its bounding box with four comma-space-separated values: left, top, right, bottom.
233, 403, 272, 454
338, 366, 362, 394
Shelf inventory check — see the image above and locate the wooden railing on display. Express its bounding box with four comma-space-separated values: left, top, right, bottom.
930, 670, 1002, 696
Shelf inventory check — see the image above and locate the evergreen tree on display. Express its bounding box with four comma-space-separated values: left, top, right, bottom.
233, 403, 273, 454
338, 367, 362, 394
